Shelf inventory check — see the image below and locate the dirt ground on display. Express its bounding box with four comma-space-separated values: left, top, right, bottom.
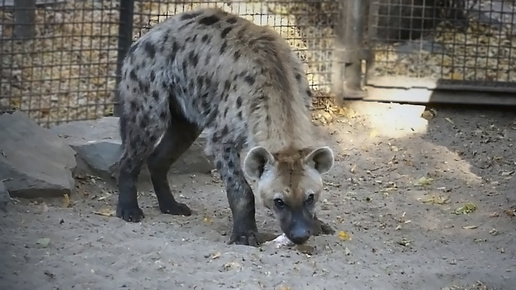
0, 102, 515, 290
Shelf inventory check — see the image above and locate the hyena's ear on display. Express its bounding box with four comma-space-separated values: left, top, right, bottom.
243, 146, 275, 180
304, 146, 334, 174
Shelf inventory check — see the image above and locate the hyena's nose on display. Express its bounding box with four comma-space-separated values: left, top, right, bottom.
289, 227, 311, 244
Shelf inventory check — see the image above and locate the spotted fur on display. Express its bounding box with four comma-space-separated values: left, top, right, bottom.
116, 7, 335, 246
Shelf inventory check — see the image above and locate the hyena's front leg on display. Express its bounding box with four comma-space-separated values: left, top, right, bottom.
311, 214, 335, 236
213, 144, 259, 246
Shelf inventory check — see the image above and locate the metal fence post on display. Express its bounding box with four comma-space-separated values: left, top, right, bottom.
114, 0, 135, 117
333, 0, 367, 102
14, 0, 36, 40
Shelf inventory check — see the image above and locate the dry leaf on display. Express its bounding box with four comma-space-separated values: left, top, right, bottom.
37, 238, 50, 248
93, 208, 115, 217
453, 203, 477, 215
422, 195, 450, 205
296, 244, 315, 255
62, 193, 70, 208
210, 251, 221, 259
501, 170, 514, 176
445, 117, 454, 125
505, 209, 515, 217
397, 238, 411, 247
350, 164, 357, 173
463, 225, 478, 229
223, 261, 241, 271
338, 231, 352, 241
416, 176, 434, 187
421, 110, 435, 120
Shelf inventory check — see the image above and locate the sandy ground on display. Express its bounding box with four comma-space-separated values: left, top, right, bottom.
0, 102, 515, 290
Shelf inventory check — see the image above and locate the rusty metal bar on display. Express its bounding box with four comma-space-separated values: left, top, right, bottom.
14, 0, 36, 40
367, 76, 516, 94
333, 0, 368, 102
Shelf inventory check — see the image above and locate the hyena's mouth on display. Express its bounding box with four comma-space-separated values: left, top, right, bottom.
286, 231, 311, 245
283, 222, 312, 245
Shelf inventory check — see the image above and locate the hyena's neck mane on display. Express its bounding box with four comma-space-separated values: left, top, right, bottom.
272, 147, 314, 169
250, 85, 315, 154
248, 54, 315, 154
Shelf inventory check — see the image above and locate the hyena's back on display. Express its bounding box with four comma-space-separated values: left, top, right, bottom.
119, 7, 314, 154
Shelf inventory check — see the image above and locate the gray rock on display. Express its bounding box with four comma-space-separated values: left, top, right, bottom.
0, 111, 77, 198
50, 117, 122, 179
50, 117, 214, 181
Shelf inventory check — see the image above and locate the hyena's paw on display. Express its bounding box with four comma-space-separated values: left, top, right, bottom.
312, 217, 335, 236
116, 203, 145, 222
228, 229, 260, 247
159, 202, 192, 216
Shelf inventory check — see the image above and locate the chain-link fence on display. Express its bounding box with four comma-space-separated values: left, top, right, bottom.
129, 0, 339, 113
366, 0, 516, 93
0, 0, 120, 127
0, 0, 338, 127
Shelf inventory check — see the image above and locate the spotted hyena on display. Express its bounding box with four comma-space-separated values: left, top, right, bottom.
116, 7, 335, 246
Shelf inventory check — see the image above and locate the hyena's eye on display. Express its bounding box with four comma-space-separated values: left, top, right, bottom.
274, 198, 286, 209
305, 194, 315, 205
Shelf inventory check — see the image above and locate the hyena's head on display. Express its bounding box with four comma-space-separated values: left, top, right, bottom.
243, 146, 334, 244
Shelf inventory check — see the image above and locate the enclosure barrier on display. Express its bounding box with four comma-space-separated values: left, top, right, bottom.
363, 0, 516, 105
1, 0, 515, 127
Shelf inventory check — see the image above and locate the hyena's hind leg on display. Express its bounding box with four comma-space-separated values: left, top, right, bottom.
146, 111, 202, 216
211, 143, 259, 246
117, 110, 168, 222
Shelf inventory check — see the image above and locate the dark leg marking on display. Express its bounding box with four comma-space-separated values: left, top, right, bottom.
213, 144, 259, 246
147, 113, 202, 216
117, 112, 163, 222
311, 214, 335, 236
117, 150, 146, 222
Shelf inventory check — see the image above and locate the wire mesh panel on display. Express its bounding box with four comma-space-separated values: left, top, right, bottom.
367, 0, 516, 91
0, 0, 338, 127
130, 0, 339, 102
0, 0, 120, 127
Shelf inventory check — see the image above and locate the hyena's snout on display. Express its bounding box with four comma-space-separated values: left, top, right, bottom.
288, 223, 311, 244
282, 212, 314, 245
